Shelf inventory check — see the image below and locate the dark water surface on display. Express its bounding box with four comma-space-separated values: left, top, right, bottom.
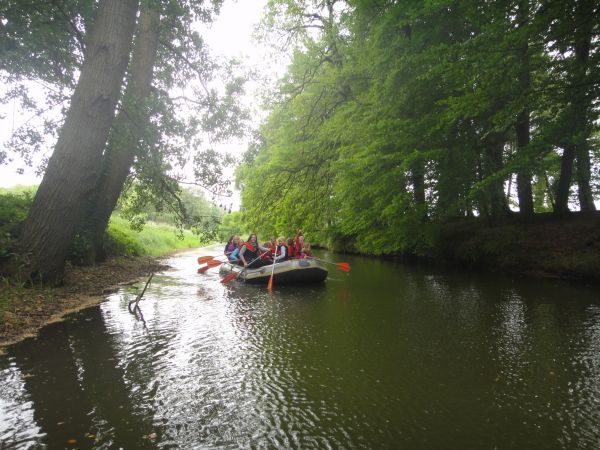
1, 247, 599, 449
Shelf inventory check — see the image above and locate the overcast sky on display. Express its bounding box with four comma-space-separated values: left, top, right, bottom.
0, 0, 279, 190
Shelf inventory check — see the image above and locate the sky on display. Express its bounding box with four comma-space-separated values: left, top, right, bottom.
0, 0, 281, 192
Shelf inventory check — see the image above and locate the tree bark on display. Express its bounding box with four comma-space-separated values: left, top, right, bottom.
573, 0, 596, 212
14, 0, 139, 285
576, 141, 596, 211
554, 0, 594, 215
515, 0, 534, 216
89, 2, 161, 262
486, 140, 510, 218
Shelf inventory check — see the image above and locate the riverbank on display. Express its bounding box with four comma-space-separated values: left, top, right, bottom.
430, 211, 600, 282
0, 256, 168, 352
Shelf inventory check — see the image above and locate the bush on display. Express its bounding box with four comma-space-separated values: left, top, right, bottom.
0, 190, 34, 257
104, 225, 144, 257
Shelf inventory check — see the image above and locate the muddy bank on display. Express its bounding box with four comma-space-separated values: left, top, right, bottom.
430, 212, 600, 282
0, 256, 168, 351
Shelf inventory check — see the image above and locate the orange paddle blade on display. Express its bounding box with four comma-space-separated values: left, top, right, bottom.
336, 263, 351, 272
197, 255, 214, 264
267, 275, 273, 291
197, 260, 223, 273
221, 272, 238, 283
206, 260, 223, 267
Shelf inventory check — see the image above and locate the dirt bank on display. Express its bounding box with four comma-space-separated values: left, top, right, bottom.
0, 256, 168, 352
432, 211, 600, 281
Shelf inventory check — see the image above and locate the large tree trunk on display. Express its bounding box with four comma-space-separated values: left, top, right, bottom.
13, 0, 139, 285
486, 140, 510, 218
555, 143, 576, 214
554, 0, 594, 215
515, 0, 534, 216
576, 141, 596, 211
573, 0, 596, 212
89, 2, 161, 262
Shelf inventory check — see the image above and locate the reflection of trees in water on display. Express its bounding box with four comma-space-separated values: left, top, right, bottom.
9, 307, 157, 449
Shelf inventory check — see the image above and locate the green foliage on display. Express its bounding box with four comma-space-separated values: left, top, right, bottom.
0, 184, 202, 262
106, 215, 199, 257
0, 187, 35, 257
217, 211, 248, 241
236, 0, 599, 256
117, 184, 223, 239
1, 0, 247, 227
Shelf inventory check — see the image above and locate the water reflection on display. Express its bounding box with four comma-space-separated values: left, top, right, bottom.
1, 249, 599, 449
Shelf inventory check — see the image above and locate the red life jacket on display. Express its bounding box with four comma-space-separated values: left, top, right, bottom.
287, 245, 296, 258
243, 242, 259, 261
295, 234, 303, 255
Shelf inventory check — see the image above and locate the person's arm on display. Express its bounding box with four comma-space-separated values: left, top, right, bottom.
239, 245, 247, 266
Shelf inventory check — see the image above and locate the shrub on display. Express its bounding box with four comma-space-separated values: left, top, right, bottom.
0, 190, 34, 257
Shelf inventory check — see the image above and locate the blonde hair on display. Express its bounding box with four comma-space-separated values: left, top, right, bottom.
303, 241, 312, 255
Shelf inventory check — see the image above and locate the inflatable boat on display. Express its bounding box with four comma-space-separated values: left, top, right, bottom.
219, 258, 328, 285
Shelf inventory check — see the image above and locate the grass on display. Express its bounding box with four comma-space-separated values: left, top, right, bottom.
107, 215, 201, 257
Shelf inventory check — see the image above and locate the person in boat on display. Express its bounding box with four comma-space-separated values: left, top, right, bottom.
224, 235, 236, 255
274, 236, 287, 262
286, 238, 297, 259
239, 233, 272, 268
261, 241, 273, 260
228, 236, 241, 262
295, 229, 304, 256
300, 241, 312, 258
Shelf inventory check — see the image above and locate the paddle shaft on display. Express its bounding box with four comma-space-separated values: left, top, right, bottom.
308, 257, 351, 272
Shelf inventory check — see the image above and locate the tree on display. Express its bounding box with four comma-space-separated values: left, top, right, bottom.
551, 0, 599, 213
13, 0, 139, 284
86, 0, 161, 262
2, 0, 249, 282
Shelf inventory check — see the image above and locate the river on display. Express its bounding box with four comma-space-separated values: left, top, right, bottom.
1, 247, 599, 449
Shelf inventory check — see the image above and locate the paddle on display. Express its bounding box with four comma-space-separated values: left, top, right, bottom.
220, 271, 239, 284
267, 252, 277, 291
197, 259, 224, 273
221, 252, 269, 284
309, 257, 351, 272
197, 255, 215, 264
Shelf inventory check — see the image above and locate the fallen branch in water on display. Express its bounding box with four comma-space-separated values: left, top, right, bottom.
128, 272, 154, 313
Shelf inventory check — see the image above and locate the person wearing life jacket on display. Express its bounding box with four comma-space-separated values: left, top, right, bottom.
260, 241, 272, 260
229, 236, 242, 263
239, 233, 272, 268
286, 238, 297, 259
295, 229, 304, 257
269, 236, 277, 255
224, 235, 236, 255
299, 241, 312, 258
274, 236, 287, 262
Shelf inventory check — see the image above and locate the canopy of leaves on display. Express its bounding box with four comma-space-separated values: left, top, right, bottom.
237, 0, 599, 254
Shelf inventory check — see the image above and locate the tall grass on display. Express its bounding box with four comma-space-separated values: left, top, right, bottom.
107, 215, 201, 256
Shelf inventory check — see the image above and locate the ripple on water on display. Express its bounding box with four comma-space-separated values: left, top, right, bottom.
1, 250, 600, 449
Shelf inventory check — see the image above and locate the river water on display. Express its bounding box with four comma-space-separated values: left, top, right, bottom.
1, 247, 599, 449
